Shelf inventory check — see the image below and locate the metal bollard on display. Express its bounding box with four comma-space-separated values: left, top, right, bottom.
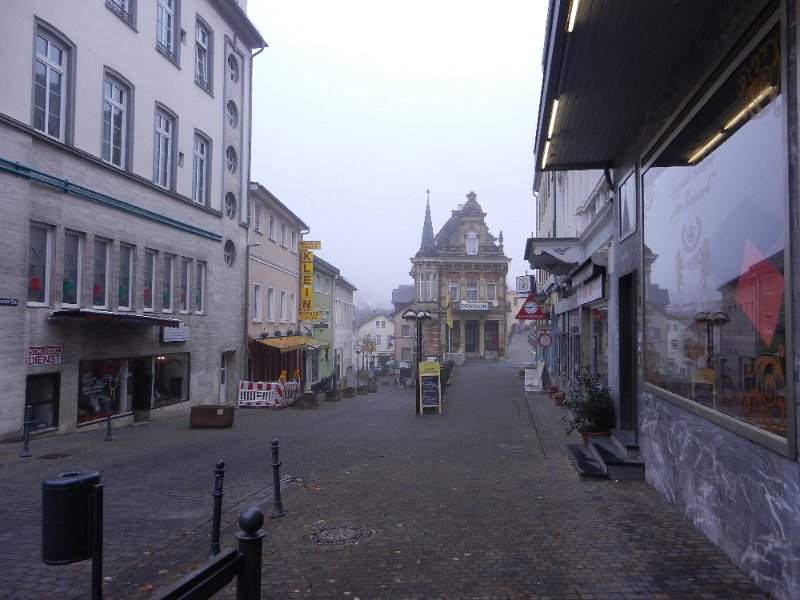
207, 460, 225, 560
270, 439, 285, 519
235, 507, 266, 600
20, 405, 33, 458
104, 399, 113, 442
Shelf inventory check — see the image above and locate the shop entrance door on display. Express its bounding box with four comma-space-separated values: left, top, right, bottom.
464, 321, 479, 354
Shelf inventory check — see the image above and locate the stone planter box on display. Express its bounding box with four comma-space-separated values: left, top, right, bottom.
368, 382, 378, 393
325, 390, 341, 402
342, 387, 356, 398
357, 385, 369, 395
450, 351, 465, 366
190, 405, 235, 429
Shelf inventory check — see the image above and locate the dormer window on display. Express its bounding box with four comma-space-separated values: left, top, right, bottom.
466, 231, 478, 255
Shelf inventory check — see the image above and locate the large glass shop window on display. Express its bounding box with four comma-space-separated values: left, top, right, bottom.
643, 25, 787, 440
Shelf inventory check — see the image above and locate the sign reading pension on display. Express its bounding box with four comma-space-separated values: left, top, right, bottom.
299, 241, 321, 320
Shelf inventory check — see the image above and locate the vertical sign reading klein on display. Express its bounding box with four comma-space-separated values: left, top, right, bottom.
298, 241, 321, 322
418, 360, 442, 414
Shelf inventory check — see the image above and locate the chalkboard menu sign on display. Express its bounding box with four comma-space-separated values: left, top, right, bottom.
418, 361, 442, 414
691, 367, 716, 408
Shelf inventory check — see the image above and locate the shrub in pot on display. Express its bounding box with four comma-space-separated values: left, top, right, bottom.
562, 369, 614, 437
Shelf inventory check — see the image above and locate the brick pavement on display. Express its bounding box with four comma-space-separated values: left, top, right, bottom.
0, 335, 767, 599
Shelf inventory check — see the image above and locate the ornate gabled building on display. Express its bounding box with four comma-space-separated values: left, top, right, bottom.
409, 191, 510, 360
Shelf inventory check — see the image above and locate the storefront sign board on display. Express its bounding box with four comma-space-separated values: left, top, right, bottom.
418, 360, 442, 414
28, 346, 62, 366
460, 301, 489, 311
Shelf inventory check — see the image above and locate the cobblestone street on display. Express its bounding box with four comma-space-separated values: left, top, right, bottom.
0, 336, 767, 599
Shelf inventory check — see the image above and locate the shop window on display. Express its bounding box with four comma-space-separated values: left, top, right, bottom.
78, 359, 129, 424
26, 373, 60, 431
153, 353, 189, 407
642, 24, 788, 445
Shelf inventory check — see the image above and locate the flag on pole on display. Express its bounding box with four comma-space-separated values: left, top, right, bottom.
445, 296, 454, 329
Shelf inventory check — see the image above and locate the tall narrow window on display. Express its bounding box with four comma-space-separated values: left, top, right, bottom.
93, 239, 109, 308
267, 287, 275, 321
102, 76, 127, 168
106, 0, 135, 26
253, 283, 262, 321
466, 232, 478, 255
486, 281, 497, 301
153, 109, 173, 188
253, 202, 262, 232
179, 258, 189, 312
119, 244, 133, 309
143, 250, 155, 310
280, 290, 287, 321
280, 223, 287, 247
33, 32, 67, 140
419, 273, 436, 301
290, 293, 297, 322
268, 213, 276, 240
156, 0, 175, 57
290, 230, 297, 253
162, 255, 173, 312
28, 224, 51, 305
63, 231, 81, 307
192, 133, 209, 204
466, 281, 478, 301
195, 21, 211, 91
195, 261, 206, 313
449, 279, 459, 301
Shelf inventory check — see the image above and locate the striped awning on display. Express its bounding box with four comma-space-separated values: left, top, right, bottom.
255, 335, 328, 353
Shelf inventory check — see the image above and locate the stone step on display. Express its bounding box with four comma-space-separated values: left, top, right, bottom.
567, 434, 645, 481
589, 435, 645, 480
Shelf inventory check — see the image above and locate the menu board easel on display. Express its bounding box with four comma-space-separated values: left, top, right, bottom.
418, 360, 442, 414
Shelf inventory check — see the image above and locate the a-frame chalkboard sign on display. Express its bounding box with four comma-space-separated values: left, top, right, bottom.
418, 360, 442, 414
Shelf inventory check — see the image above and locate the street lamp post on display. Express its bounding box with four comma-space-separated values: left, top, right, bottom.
354, 344, 362, 387
403, 309, 432, 415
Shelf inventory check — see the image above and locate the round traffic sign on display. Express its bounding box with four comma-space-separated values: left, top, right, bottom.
538, 332, 552, 348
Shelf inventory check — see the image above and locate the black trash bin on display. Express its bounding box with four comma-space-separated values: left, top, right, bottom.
42, 469, 101, 565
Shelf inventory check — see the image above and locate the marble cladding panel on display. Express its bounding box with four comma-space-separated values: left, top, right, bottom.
640, 392, 800, 600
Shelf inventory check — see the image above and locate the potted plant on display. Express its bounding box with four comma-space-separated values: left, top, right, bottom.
561, 370, 614, 444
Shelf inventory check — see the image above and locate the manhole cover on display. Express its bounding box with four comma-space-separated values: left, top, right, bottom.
301, 523, 375, 546
39, 453, 72, 460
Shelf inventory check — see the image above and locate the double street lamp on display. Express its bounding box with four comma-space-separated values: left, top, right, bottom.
403, 309, 431, 415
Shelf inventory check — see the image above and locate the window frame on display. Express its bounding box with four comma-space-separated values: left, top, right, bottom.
143, 249, 156, 311
466, 281, 478, 302
178, 257, 190, 313
118, 243, 134, 310
153, 106, 177, 189
28, 223, 52, 306
192, 131, 210, 205
253, 202, 262, 232
267, 286, 275, 322
101, 71, 131, 170
195, 261, 206, 314
106, 0, 136, 27
162, 254, 174, 313
194, 18, 213, 93
156, 0, 179, 63
33, 26, 71, 142
253, 282, 262, 321
268, 213, 276, 241
62, 230, 82, 308
92, 238, 110, 309
466, 231, 478, 255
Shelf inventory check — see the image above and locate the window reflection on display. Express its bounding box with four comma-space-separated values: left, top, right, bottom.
643, 26, 787, 439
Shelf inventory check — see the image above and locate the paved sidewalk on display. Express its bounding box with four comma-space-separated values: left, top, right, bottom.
0, 335, 766, 599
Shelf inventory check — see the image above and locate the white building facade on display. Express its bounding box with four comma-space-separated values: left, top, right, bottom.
0, 0, 264, 440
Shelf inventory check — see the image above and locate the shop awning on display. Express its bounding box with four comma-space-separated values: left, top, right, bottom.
524, 237, 582, 276
255, 335, 328, 353
50, 308, 181, 328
